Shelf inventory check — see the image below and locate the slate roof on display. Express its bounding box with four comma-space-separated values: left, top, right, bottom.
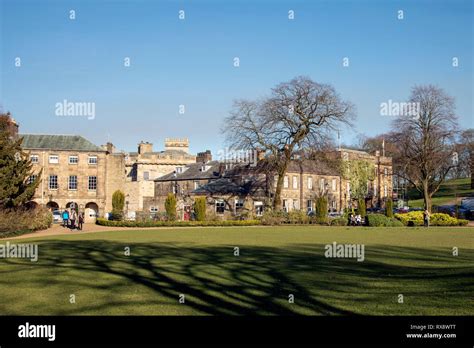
155, 161, 222, 181
191, 178, 247, 195
20, 134, 105, 152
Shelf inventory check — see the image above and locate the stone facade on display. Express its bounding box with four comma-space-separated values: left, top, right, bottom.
149, 149, 393, 220
21, 134, 109, 222
124, 138, 196, 215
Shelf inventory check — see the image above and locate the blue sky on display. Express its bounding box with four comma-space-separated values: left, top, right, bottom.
1, 0, 472, 155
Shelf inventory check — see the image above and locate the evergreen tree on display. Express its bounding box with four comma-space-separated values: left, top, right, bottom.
165, 193, 177, 221
194, 197, 207, 221
0, 114, 40, 208
111, 190, 125, 220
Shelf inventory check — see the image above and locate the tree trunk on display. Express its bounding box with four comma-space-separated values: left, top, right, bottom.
273, 163, 289, 211
422, 182, 432, 212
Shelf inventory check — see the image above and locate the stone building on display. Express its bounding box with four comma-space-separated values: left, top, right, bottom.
20, 134, 125, 222
123, 138, 196, 216
148, 148, 393, 219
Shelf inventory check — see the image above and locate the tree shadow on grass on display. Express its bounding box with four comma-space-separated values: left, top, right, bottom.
0, 240, 473, 315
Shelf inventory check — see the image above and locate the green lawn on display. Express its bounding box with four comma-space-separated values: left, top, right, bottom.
408, 177, 474, 208
0, 226, 473, 315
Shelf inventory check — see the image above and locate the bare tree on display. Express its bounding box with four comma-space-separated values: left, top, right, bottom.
222, 76, 354, 210
392, 85, 459, 212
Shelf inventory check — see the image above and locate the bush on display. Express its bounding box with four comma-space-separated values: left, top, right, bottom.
395, 211, 469, 226
111, 190, 125, 220
288, 210, 309, 224
165, 193, 177, 221
315, 196, 328, 224
0, 206, 52, 238
366, 213, 403, 227
385, 198, 393, 218
194, 197, 206, 221
330, 217, 348, 226
96, 218, 261, 227
260, 210, 287, 225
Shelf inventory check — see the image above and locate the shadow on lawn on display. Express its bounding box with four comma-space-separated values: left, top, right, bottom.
1, 240, 473, 315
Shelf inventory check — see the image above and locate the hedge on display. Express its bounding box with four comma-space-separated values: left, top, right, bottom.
394, 211, 469, 226
96, 218, 261, 227
367, 214, 403, 227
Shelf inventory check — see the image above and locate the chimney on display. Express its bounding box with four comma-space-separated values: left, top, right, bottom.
196, 150, 212, 163
106, 142, 115, 154
138, 141, 153, 154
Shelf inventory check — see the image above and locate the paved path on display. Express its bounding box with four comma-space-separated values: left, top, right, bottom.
5, 223, 163, 240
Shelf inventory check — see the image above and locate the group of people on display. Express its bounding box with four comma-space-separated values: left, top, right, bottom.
61, 209, 84, 230
348, 213, 364, 226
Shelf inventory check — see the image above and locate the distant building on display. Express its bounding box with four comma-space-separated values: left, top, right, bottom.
123, 138, 196, 214
148, 149, 393, 219
20, 134, 125, 222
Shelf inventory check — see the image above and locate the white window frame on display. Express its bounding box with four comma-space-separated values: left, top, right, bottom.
88, 176, 97, 191
307, 199, 313, 212
49, 155, 59, 164
28, 175, 37, 185
332, 178, 337, 191
283, 176, 289, 189
68, 175, 78, 190
68, 155, 79, 165
48, 175, 58, 190
143, 171, 150, 181
215, 200, 225, 215
292, 176, 298, 189
30, 155, 39, 163
308, 177, 313, 190
254, 201, 264, 216
88, 156, 98, 165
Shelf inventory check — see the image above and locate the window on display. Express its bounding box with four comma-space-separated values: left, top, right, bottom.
308, 177, 313, 189
49, 155, 59, 164
215, 200, 225, 214
254, 202, 264, 216
143, 172, 150, 181
374, 181, 377, 196
384, 168, 388, 176
48, 175, 58, 190
30, 155, 39, 163
194, 181, 200, 190
293, 200, 299, 210
88, 156, 98, 165
88, 176, 97, 191
307, 200, 313, 212
28, 175, 37, 184
347, 182, 350, 194
292, 176, 298, 189
150, 207, 158, 215
235, 199, 244, 212
282, 199, 288, 212
320, 178, 325, 192
68, 155, 78, 164
283, 176, 289, 188
68, 175, 77, 190
332, 200, 337, 209
384, 185, 388, 197
176, 167, 183, 173
332, 178, 337, 191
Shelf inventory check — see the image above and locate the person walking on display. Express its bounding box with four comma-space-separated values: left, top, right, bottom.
78, 212, 84, 231
62, 210, 69, 228
70, 209, 77, 230
423, 209, 430, 227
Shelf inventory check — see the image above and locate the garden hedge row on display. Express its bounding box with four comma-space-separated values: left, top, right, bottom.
394, 211, 469, 226
96, 218, 262, 227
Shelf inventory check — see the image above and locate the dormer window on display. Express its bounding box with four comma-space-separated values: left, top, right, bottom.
176, 167, 183, 174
